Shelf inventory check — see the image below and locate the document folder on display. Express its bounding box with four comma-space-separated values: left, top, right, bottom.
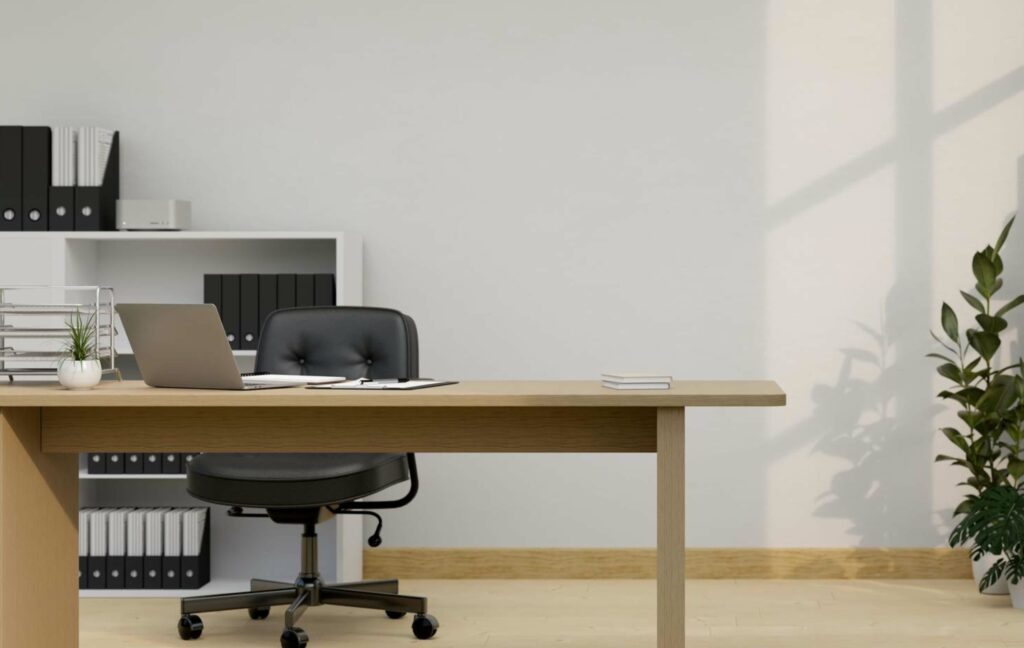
21, 126, 50, 231
162, 509, 183, 589
0, 126, 22, 231
74, 131, 119, 231
181, 508, 211, 590
126, 509, 145, 589
87, 509, 108, 589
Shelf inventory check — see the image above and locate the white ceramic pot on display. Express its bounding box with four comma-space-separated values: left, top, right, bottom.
57, 359, 102, 390
1009, 578, 1024, 609
972, 551, 1010, 596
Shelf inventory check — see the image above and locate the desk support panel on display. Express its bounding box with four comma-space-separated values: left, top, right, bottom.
41, 406, 657, 453
0, 407, 78, 648
658, 407, 685, 648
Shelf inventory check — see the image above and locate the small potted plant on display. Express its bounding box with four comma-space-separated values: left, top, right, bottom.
950, 483, 1024, 607
57, 310, 102, 389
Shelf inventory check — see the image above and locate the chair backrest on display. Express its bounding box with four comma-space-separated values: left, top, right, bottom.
255, 307, 419, 379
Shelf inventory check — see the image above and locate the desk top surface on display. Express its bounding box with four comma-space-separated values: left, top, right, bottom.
0, 380, 786, 408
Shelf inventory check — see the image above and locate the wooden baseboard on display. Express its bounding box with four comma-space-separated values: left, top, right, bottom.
363, 548, 972, 580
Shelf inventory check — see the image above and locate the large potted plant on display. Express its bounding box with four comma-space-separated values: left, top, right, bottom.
932, 216, 1024, 594
951, 483, 1024, 606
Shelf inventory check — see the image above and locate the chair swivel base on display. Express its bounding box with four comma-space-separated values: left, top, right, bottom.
178, 577, 439, 646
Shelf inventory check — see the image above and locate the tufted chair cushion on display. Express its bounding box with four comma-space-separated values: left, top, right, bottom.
255, 306, 419, 379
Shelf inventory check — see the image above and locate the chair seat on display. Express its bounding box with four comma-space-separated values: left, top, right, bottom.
187, 453, 410, 509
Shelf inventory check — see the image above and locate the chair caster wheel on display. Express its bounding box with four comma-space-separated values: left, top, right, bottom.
281, 627, 309, 648
412, 613, 439, 639
386, 610, 407, 619
177, 614, 203, 640
248, 607, 271, 620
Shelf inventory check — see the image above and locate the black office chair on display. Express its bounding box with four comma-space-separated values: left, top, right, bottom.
177, 307, 439, 648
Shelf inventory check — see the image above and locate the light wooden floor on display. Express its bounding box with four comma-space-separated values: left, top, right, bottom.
81, 579, 1024, 647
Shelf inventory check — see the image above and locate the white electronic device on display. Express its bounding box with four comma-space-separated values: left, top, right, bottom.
116, 199, 191, 231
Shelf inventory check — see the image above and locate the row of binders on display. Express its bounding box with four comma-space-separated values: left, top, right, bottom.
0, 125, 119, 231
205, 273, 336, 350
86, 452, 200, 475
80, 507, 210, 590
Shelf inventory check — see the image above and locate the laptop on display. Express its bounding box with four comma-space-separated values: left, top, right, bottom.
117, 303, 288, 390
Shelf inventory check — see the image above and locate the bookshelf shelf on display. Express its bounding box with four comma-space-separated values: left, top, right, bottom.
79, 470, 186, 480
80, 578, 248, 599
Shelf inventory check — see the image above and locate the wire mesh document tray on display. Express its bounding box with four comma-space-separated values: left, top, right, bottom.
0, 285, 119, 381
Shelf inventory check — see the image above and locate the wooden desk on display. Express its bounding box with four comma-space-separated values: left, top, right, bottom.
0, 380, 785, 648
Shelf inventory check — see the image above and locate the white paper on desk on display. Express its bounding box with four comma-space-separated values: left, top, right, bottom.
309, 379, 455, 390
242, 374, 346, 386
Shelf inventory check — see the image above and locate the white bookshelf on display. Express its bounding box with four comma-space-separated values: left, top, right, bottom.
0, 230, 365, 596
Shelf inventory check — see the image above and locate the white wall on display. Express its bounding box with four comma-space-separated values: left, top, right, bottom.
2, 0, 1023, 548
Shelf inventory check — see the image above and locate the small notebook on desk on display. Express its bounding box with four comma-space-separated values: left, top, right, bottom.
308, 379, 458, 391
241, 374, 347, 386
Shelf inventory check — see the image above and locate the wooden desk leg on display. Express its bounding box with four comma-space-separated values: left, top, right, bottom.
0, 408, 78, 648
658, 407, 685, 648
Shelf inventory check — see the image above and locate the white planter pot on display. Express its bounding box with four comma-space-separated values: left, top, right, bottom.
972, 551, 1010, 595
1010, 578, 1024, 609
57, 359, 102, 390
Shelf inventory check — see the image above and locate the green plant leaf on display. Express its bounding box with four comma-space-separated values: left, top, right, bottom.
961, 290, 986, 313
941, 303, 959, 342
976, 314, 1008, 333
995, 215, 1015, 253
941, 427, 969, 452
968, 330, 1000, 361
936, 363, 962, 383
1008, 459, 1024, 480
926, 352, 957, 364
996, 295, 1024, 318
974, 252, 998, 296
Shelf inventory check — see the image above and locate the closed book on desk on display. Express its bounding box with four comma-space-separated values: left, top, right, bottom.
106, 509, 127, 589
21, 126, 50, 230
79, 509, 91, 589
144, 508, 167, 589
0, 126, 22, 231
105, 452, 124, 474
181, 508, 211, 589
240, 274, 259, 350
162, 509, 183, 589
87, 509, 108, 589
126, 509, 145, 589
221, 274, 240, 350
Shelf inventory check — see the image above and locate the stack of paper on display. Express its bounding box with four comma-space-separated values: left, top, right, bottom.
601, 373, 673, 390
52, 127, 76, 186
183, 508, 208, 557
76, 127, 115, 186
